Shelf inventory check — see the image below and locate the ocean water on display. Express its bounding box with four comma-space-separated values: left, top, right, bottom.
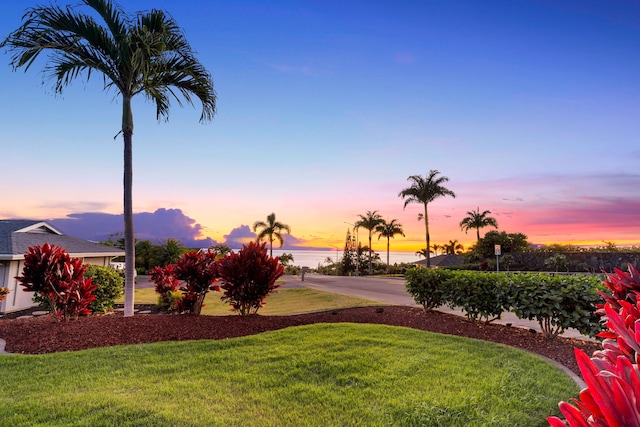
270, 249, 424, 268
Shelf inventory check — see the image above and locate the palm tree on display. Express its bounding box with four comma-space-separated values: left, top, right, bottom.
135, 240, 155, 274
375, 219, 404, 273
398, 170, 456, 267
431, 243, 444, 256
445, 239, 464, 255
1, 0, 217, 317
459, 207, 498, 243
155, 238, 185, 266
355, 210, 384, 274
415, 248, 429, 259
253, 213, 291, 258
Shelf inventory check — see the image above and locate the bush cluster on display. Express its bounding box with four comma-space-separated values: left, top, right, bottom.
405, 268, 604, 338
16, 245, 126, 320
151, 242, 284, 316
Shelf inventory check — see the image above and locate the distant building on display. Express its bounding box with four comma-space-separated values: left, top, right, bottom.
0, 220, 124, 313
413, 254, 464, 268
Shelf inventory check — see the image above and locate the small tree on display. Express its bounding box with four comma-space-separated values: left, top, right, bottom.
16, 244, 96, 321
217, 242, 284, 315
544, 254, 568, 272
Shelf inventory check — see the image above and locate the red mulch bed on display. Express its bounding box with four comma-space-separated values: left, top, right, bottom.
0, 305, 599, 377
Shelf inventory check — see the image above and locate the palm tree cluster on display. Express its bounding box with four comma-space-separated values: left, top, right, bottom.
353, 211, 404, 274
1, 0, 217, 316
400, 171, 501, 266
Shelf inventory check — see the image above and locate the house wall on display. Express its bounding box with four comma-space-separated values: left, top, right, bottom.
0, 256, 114, 314
1, 260, 37, 314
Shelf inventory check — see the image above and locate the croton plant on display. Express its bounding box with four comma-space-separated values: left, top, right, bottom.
548, 264, 640, 426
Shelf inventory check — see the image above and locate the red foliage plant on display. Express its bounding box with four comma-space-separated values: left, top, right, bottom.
216, 242, 284, 316
15, 243, 96, 321
547, 264, 640, 426
151, 250, 220, 315
151, 264, 182, 313
0, 287, 8, 302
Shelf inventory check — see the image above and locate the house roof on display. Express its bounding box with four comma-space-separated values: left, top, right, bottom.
413, 254, 464, 268
0, 220, 124, 260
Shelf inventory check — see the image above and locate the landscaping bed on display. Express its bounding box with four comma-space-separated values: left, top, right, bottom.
0, 305, 599, 376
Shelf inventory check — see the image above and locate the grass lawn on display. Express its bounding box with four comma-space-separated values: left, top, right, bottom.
116, 287, 383, 315
0, 324, 576, 426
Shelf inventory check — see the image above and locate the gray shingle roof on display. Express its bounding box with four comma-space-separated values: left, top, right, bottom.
0, 220, 124, 260
413, 254, 464, 267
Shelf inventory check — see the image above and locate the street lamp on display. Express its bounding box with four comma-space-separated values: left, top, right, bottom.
344, 221, 359, 276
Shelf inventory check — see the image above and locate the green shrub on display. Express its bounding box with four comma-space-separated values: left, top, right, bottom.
405, 268, 453, 311
504, 273, 603, 338
446, 271, 507, 322
84, 265, 125, 314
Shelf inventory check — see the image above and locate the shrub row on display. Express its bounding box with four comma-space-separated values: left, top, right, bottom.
405, 268, 605, 338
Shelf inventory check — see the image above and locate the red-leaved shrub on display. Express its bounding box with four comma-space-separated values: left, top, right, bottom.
16, 243, 97, 321
547, 264, 640, 426
217, 242, 284, 315
151, 250, 220, 314
0, 287, 8, 302
151, 264, 182, 313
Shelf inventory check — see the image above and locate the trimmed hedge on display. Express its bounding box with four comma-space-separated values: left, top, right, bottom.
405, 268, 604, 338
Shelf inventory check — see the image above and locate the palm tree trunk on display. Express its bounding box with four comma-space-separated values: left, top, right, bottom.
368, 232, 373, 274
476, 228, 480, 243
386, 237, 390, 273
123, 96, 136, 317
424, 204, 430, 268
269, 236, 273, 258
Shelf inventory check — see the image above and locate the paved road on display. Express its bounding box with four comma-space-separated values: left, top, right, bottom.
282, 273, 591, 340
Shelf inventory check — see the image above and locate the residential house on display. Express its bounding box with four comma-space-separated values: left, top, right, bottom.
0, 220, 124, 313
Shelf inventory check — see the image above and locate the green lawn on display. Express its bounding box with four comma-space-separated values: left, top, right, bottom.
0, 324, 576, 426
117, 287, 382, 315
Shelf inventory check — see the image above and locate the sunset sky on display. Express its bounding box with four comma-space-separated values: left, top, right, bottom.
1, 0, 639, 252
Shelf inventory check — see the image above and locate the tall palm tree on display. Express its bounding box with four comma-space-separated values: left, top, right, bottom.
253, 213, 291, 258
398, 170, 456, 267
1, 0, 217, 317
459, 207, 499, 243
355, 210, 384, 274
375, 219, 404, 273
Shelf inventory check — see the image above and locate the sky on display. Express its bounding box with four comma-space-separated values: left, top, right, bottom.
1, 0, 639, 253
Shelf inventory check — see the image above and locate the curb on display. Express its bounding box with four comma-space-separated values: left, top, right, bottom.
0, 338, 8, 355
